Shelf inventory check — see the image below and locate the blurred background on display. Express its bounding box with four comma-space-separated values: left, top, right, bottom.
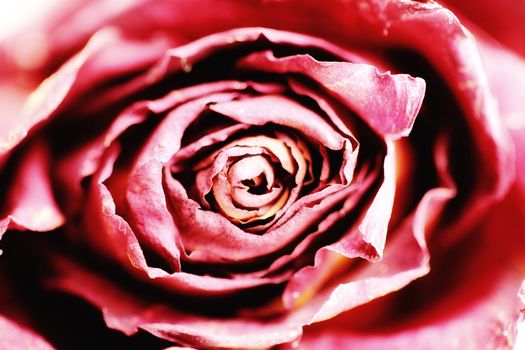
0, 0, 47, 41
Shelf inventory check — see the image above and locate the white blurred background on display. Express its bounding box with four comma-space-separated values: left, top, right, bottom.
0, 0, 55, 41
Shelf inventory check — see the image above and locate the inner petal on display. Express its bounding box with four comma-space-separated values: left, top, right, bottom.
229, 155, 275, 191
232, 185, 283, 209
228, 155, 284, 209
212, 152, 290, 224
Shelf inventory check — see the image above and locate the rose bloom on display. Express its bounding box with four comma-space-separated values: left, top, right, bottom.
1, 0, 525, 349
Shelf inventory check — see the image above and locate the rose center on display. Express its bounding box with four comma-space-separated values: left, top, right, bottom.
199, 133, 310, 227
171, 128, 317, 232
231, 156, 273, 195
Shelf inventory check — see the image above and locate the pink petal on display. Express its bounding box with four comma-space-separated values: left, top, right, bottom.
356, 140, 396, 257
0, 316, 54, 350
0, 140, 64, 238
135, 89, 240, 166
281, 133, 458, 319
0, 0, 146, 75
0, 29, 112, 164
237, 51, 425, 139
0, 80, 31, 166
310, 186, 453, 323
375, 0, 514, 208
164, 167, 359, 264
126, 0, 512, 235
125, 160, 182, 271
441, 0, 525, 57
50, 178, 454, 349
0, 27, 170, 168
236, 171, 373, 281
48, 255, 302, 349
209, 95, 348, 150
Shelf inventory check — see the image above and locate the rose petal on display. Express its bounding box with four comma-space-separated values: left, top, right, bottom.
134, 84, 247, 166
237, 51, 425, 140
442, 0, 525, 57
0, 315, 54, 350
234, 170, 373, 281
356, 140, 396, 257
48, 254, 302, 350
370, 0, 515, 226
105, 0, 513, 234
209, 95, 348, 150
473, 33, 525, 132
0, 26, 170, 169
291, 286, 519, 350
0, 80, 31, 160
126, 160, 182, 271
122, 91, 241, 267
48, 178, 454, 350
0, 0, 146, 75
0, 140, 64, 239
0, 28, 111, 163
281, 132, 458, 316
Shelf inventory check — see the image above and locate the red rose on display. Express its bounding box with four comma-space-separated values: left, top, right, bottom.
0, 1, 524, 349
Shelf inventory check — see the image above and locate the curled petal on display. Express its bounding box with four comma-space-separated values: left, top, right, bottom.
237, 51, 426, 140
209, 95, 348, 150
126, 160, 182, 271
164, 169, 358, 263
48, 182, 455, 350
288, 187, 525, 350
357, 140, 397, 257
0, 140, 64, 239
135, 84, 246, 166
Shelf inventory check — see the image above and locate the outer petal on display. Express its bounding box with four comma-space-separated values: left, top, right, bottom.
238, 51, 425, 139
469, 29, 525, 134
442, 0, 525, 57
0, 25, 172, 168
48, 255, 302, 349
0, 80, 31, 153
0, 316, 54, 350
1, 2, 515, 208
283, 181, 454, 321
287, 187, 525, 350
0, 0, 148, 77
0, 140, 64, 239
0, 28, 113, 166
47, 175, 453, 350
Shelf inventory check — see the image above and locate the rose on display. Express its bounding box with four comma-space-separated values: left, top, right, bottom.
1, 1, 520, 348
0, 0, 524, 349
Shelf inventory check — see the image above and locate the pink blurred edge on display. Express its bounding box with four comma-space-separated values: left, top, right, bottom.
0, 315, 55, 350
